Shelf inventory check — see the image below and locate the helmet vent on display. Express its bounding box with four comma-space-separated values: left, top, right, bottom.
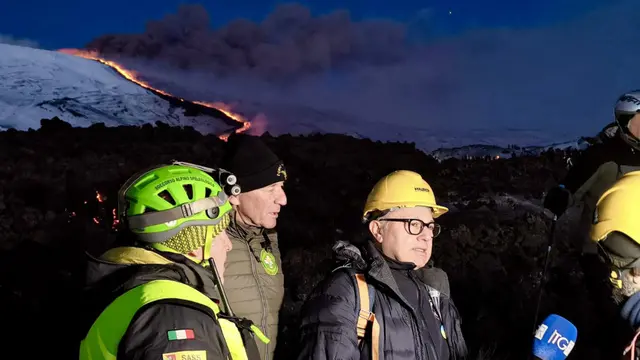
205, 187, 212, 198
183, 184, 194, 200
158, 190, 176, 206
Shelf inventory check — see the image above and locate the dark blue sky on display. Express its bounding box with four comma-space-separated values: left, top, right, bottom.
1, 0, 610, 50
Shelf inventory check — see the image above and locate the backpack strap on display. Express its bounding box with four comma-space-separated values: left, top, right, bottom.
354, 273, 380, 360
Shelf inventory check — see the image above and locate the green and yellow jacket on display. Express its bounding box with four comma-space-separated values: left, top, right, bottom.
79, 246, 267, 360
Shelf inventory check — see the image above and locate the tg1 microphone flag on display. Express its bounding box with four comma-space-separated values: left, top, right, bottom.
532, 314, 577, 360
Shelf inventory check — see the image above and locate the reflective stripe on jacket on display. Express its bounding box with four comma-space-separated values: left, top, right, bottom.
80, 279, 248, 360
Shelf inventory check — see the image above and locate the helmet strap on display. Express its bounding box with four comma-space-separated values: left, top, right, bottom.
200, 225, 215, 267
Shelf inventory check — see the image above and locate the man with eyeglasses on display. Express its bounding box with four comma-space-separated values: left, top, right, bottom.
296, 170, 468, 360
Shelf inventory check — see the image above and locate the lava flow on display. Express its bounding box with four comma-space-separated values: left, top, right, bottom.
57, 48, 251, 141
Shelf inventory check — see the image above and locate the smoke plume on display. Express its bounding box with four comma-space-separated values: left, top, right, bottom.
86, 3, 411, 82
84, 1, 640, 149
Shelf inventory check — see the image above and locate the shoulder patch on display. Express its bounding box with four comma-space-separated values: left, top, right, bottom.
167, 329, 195, 340
162, 350, 206, 360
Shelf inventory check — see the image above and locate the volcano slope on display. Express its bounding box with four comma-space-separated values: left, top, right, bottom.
0, 117, 625, 359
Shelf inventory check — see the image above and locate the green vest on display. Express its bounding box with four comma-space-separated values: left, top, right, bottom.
79, 279, 249, 360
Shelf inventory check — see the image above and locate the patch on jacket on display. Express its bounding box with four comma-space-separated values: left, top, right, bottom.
167, 329, 195, 340
162, 350, 206, 360
260, 249, 279, 275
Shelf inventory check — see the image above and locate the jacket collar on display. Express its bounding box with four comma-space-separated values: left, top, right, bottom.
227, 210, 264, 240
85, 246, 220, 300
333, 240, 414, 309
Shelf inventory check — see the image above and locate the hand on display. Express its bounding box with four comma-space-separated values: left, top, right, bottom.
543, 186, 571, 217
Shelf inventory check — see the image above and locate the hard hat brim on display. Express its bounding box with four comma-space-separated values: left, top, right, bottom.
363, 202, 449, 219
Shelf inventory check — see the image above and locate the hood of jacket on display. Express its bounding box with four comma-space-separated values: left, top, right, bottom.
84, 246, 221, 310
333, 240, 411, 306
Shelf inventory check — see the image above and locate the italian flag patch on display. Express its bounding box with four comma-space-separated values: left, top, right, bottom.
167, 329, 195, 340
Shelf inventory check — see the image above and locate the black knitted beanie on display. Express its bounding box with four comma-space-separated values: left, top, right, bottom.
220, 133, 287, 192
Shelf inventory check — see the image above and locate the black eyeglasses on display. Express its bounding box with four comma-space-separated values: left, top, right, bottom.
377, 218, 441, 237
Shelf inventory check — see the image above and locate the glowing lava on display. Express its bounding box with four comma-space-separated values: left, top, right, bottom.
57, 48, 251, 141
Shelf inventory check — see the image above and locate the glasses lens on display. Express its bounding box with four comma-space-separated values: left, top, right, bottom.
407, 219, 441, 237
433, 223, 441, 237
408, 219, 423, 235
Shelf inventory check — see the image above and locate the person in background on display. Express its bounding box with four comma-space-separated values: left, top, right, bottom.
78, 163, 267, 360
544, 90, 640, 258
589, 170, 640, 359
297, 170, 467, 360
543, 90, 640, 343
220, 133, 288, 360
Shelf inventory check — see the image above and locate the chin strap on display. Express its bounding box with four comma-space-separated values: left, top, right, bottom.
200, 226, 215, 267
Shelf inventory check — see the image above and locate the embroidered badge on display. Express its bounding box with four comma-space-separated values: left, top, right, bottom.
167, 329, 195, 341
162, 350, 206, 360
277, 164, 287, 180
260, 249, 279, 275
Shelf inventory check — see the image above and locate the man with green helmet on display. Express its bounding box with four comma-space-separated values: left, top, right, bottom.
78, 163, 268, 360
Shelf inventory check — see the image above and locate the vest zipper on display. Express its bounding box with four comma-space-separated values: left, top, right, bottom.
410, 272, 439, 360
375, 279, 437, 360
245, 239, 270, 360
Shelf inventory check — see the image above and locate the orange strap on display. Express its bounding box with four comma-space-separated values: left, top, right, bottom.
354, 273, 380, 360
371, 313, 380, 360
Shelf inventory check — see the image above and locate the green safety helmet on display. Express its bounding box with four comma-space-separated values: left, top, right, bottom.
117, 163, 233, 252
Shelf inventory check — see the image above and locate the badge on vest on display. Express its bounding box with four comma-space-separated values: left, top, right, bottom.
260, 249, 278, 275
162, 350, 206, 360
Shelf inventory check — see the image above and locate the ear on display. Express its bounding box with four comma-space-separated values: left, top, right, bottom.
368, 220, 384, 244
229, 194, 240, 206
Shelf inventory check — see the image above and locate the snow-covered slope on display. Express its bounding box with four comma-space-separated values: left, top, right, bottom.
429, 138, 592, 160
0, 43, 594, 158
0, 43, 234, 134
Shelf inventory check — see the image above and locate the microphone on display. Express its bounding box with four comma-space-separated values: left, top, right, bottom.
532, 314, 578, 360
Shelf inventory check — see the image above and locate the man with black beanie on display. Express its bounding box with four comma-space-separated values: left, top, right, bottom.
220, 133, 287, 360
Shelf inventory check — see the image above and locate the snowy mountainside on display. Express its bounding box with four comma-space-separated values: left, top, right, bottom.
0, 43, 595, 158
429, 137, 592, 160
0, 43, 234, 134
119, 62, 595, 155
214, 99, 593, 157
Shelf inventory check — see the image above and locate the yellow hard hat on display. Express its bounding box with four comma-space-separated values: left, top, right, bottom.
590, 170, 640, 245
363, 170, 448, 221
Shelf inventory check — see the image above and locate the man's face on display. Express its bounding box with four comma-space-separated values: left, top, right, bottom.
628, 114, 640, 138
607, 266, 640, 305
232, 181, 287, 229
369, 206, 436, 269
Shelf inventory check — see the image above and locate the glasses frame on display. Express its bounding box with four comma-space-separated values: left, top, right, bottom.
377, 218, 441, 237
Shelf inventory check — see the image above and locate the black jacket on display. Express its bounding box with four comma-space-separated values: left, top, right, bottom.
296, 240, 467, 360
79, 246, 261, 360
563, 133, 640, 194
